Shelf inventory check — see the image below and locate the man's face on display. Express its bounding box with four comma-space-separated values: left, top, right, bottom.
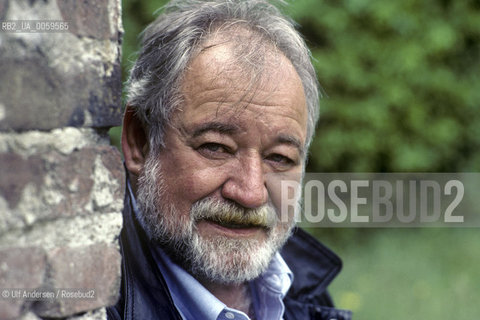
136, 41, 307, 284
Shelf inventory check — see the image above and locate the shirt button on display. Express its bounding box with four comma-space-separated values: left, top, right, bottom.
225, 311, 235, 319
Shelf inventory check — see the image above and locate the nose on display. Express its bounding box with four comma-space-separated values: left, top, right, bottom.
221, 154, 268, 209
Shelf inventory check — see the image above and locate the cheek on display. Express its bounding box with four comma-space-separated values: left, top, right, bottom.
160, 164, 229, 209
157, 138, 232, 205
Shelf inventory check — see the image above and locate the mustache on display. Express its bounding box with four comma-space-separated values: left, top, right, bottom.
191, 198, 277, 229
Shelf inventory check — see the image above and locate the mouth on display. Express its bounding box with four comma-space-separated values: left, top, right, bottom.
207, 217, 268, 229
197, 218, 269, 238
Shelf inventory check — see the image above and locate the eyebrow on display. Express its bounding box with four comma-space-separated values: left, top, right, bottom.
191, 121, 305, 157
191, 121, 240, 138
277, 134, 306, 158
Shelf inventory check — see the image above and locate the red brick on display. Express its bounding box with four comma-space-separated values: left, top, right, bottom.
34, 244, 121, 318
0, 247, 46, 320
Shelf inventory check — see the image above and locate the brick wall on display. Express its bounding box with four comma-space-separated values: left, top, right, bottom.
0, 1, 124, 319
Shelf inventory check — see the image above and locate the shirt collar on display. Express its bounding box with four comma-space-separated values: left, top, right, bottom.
257, 251, 293, 296
153, 247, 293, 320
153, 247, 228, 320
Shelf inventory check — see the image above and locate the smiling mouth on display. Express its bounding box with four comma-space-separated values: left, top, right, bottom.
196, 219, 267, 238
196, 218, 271, 238
210, 220, 267, 230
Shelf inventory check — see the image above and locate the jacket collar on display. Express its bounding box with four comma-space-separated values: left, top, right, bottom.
118, 176, 182, 320
281, 227, 343, 302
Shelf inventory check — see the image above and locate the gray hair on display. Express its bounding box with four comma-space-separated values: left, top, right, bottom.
127, 0, 320, 155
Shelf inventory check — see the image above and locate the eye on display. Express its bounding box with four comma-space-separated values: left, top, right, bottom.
201, 143, 226, 152
197, 143, 232, 159
266, 153, 296, 169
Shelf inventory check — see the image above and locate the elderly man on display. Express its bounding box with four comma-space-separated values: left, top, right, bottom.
108, 0, 351, 319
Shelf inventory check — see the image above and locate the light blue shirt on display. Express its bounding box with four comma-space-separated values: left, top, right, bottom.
128, 180, 293, 320
152, 247, 292, 320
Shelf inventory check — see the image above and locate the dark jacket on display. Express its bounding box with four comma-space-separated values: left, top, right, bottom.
107, 182, 352, 320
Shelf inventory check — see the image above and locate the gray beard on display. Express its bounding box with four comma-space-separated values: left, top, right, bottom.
135, 155, 295, 284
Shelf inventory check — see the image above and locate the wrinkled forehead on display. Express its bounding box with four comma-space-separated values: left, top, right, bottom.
182, 26, 306, 106
189, 25, 296, 88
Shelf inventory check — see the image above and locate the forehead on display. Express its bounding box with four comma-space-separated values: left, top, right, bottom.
185, 29, 301, 91
178, 34, 308, 134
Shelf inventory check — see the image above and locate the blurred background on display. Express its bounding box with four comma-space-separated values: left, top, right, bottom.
111, 0, 480, 318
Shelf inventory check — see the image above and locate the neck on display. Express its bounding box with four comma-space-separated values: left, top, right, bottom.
201, 281, 255, 319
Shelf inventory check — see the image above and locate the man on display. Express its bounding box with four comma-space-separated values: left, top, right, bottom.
108, 0, 351, 319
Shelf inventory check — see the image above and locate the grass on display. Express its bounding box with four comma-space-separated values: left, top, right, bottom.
306, 228, 480, 319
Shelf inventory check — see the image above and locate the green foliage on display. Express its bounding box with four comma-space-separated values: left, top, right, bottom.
285, 0, 480, 172
313, 228, 480, 319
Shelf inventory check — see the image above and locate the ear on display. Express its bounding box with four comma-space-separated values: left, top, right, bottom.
122, 106, 148, 177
